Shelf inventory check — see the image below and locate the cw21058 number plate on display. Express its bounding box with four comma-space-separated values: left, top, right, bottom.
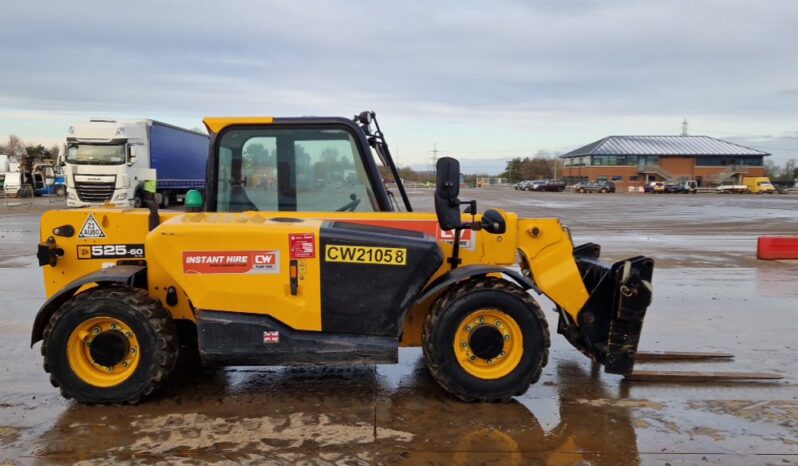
77, 244, 145, 260
324, 245, 406, 266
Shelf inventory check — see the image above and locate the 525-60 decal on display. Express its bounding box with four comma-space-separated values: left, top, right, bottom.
77, 244, 145, 260
324, 245, 406, 266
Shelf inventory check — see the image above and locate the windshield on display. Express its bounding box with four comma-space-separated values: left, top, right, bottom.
216, 127, 378, 213
66, 144, 126, 165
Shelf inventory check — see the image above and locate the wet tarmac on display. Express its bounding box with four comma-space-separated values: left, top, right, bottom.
1, 192, 797, 465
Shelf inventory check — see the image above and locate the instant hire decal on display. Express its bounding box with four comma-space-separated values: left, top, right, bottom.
182, 251, 280, 274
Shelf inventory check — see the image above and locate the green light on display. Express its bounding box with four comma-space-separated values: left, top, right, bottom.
184, 190, 203, 212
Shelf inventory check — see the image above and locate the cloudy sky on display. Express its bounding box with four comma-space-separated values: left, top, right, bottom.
1, 0, 797, 173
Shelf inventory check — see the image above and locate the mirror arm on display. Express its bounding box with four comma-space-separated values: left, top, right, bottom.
447, 227, 463, 269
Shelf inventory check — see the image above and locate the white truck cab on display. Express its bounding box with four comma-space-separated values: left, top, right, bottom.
64, 119, 154, 208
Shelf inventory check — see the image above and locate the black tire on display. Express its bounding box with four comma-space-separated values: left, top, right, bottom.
578, 188, 586, 193
422, 278, 550, 402
600, 188, 607, 193
41, 287, 177, 404
133, 191, 144, 208
159, 193, 170, 209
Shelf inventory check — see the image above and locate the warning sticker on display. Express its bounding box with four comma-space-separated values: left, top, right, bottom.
78, 214, 106, 239
183, 250, 280, 275
289, 233, 316, 259
436, 226, 474, 250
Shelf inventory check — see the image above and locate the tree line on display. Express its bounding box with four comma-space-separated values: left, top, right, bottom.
764, 159, 798, 182
500, 154, 564, 183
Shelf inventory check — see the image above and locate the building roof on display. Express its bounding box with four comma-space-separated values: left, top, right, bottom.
560, 136, 770, 158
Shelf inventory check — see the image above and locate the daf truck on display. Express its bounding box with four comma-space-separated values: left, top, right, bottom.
63, 119, 208, 208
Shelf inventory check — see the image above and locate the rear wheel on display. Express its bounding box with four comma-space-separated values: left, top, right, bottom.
422, 278, 550, 402
41, 287, 177, 404
159, 192, 171, 209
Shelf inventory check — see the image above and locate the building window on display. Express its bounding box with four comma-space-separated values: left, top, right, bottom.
590, 155, 632, 166
596, 176, 608, 182
696, 156, 763, 166
612, 175, 623, 181
629, 175, 639, 181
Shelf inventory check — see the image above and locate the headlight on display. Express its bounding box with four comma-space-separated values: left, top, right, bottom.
115, 192, 127, 201
67, 192, 76, 200
115, 127, 125, 135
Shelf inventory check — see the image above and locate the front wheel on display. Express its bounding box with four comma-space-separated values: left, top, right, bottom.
422, 278, 550, 402
41, 287, 177, 404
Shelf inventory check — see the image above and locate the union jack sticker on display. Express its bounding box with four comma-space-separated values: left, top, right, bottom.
263, 331, 280, 344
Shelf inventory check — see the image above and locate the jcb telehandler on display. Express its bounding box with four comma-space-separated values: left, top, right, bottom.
33, 112, 656, 404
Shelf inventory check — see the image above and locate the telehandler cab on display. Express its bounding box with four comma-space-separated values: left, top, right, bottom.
34, 112, 656, 404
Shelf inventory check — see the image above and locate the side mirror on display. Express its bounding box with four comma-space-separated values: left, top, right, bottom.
434, 157, 462, 231
56, 154, 65, 166
127, 145, 137, 165
481, 209, 506, 234
185, 189, 204, 212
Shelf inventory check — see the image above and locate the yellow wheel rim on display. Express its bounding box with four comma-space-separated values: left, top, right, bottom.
453, 309, 523, 380
66, 316, 140, 388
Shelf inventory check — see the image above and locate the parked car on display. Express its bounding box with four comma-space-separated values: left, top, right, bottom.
644, 181, 665, 193
514, 180, 535, 191
574, 180, 615, 193
530, 180, 566, 192
664, 182, 683, 193
525, 180, 546, 191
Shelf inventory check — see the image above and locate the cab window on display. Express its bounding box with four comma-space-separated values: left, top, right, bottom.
216, 127, 378, 212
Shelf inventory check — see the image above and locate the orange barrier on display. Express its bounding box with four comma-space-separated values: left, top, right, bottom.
757, 236, 798, 260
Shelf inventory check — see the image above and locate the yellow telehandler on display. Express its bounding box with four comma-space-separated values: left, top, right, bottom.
33, 112, 656, 403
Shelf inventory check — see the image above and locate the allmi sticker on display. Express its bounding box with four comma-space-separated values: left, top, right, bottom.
183, 250, 280, 275
289, 233, 315, 259
78, 214, 106, 239
263, 331, 280, 344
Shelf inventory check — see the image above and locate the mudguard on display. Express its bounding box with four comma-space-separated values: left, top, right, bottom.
30, 265, 147, 346
414, 264, 540, 305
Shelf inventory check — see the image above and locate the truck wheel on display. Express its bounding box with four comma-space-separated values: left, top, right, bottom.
422, 277, 550, 402
41, 287, 177, 404
159, 193, 170, 209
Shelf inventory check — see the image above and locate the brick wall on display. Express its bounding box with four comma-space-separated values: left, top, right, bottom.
562, 160, 766, 191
